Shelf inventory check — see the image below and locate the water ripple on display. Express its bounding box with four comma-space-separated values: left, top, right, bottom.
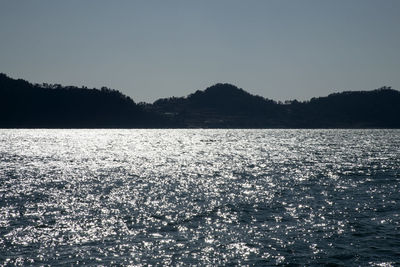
0, 129, 399, 266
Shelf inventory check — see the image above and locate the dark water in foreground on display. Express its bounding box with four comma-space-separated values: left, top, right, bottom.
0, 129, 399, 266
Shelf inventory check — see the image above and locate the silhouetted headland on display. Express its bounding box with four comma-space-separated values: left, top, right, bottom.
0, 73, 170, 128
1, 73, 399, 128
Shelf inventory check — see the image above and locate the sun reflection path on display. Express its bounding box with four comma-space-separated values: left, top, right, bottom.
0, 129, 399, 265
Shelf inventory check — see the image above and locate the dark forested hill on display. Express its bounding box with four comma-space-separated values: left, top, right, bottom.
0, 73, 167, 128
1, 73, 399, 128
148, 84, 400, 128
284, 88, 400, 128
149, 83, 285, 127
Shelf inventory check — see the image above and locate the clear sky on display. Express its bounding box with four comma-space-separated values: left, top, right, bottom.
1, 0, 399, 103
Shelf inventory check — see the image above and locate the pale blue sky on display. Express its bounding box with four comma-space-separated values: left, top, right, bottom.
1, 0, 399, 102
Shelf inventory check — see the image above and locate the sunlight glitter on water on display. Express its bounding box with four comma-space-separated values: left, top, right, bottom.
0, 129, 400, 265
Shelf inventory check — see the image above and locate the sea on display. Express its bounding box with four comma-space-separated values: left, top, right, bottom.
0, 129, 399, 266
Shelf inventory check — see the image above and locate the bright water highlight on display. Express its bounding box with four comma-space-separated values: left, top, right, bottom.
1, 129, 399, 265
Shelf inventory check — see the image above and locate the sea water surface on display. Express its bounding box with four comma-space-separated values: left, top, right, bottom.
0, 129, 399, 266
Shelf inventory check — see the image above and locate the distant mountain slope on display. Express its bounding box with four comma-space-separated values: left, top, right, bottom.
0, 73, 166, 128
286, 88, 400, 128
1, 73, 399, 128
149, 84, 400, 128
150, 83, 285, 127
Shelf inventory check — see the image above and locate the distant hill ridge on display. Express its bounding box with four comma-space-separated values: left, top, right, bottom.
1, 73, 399, 128
0, 73, 168, 128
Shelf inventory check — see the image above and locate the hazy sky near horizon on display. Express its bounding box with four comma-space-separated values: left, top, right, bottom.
1, 0, 399, 102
